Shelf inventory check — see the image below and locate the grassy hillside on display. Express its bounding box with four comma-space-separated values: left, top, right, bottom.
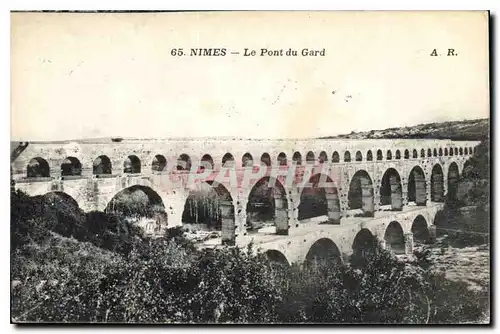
321, 118, 489, 141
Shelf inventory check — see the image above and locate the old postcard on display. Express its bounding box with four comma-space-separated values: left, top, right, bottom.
10, 11, 490, 324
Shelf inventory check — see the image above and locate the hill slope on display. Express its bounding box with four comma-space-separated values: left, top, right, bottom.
321, 118, 489, 141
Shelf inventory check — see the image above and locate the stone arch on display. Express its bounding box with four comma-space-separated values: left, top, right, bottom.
352, 228, 378, 257
93, 155, 112, 175
124, 155, 141, 174
355, 150, 363, 162
454, 147, 458, 155
439, 148, 443, 156
151, 154, 167, 172
41, 191, 82, 214
395, 150, 401, 160
459, 147, 463, 155
292, 151, 302, 165
380, 168, 403, 210
420, 149, 425, 158
200, 154, 214, 170
298, 173, 340, 223
433, 148, 438, 157
265, 249, 290, 268
367, 150, 373, 161
411, 215, 430, 244
242, 152, 253, 167
377, 149, 383, 160
433, 209, 448, 237
469, 147, 473, 155
61, 156, 82, 176
222, 152, 235, 167
408, 166, 427, 206
277, 152, 287, 166
260, 153, 272, 166
447, 162, 460, 202
431, 164, 444, 202
319, 151, 328, 163
444, 148, 449, 156
384, 221, 405, 254
404, 149, 410, 159
105, 185, 167, 222
176, 154, 192, 171
27, 157, 50, 178
246, 176, 289, 235
344, 151, 351, 162
412, 149, 418, 158
450, 147, 454, 156
386, 150, 392, 160
182, 181, 235, 244
306, 151, 315, 164
332, 151, 340, 163
348, 170, 374, 216
427, 148, 432, 157
304, 238, 342, 267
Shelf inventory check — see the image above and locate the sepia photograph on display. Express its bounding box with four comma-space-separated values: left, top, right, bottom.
10, 11, 491, 324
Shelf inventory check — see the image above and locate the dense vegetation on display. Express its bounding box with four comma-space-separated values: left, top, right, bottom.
11, 189, 489, 324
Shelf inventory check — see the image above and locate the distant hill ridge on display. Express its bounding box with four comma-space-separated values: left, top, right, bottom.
320, 118, 489, 141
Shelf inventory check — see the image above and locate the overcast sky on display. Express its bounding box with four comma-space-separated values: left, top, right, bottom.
11, 11, 489, 141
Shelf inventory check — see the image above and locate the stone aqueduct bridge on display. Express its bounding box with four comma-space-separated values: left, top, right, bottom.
12, 137, 480, 265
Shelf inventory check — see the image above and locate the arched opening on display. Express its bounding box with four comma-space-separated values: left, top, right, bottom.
459, 147, 463, 155
433, 210, 449, 238
348, 170, 374, 216
200, 154, 214, 171
380, 168, 403, 211
433, 148, 437, 157
319, 151, 328, 163
105, 185, 167, 227
265, 249, 290, 269
447, 162, 460, 203
42, 191, 80, 210
344, 151, 351, 162
176, 154, 191, 171
306, 151, 315, 164
431, 164, 444, 202
412, 149, 417, 158
464, 147, 469, 155
182, 181, 235, 244
454, 148, 458, 155
246, 177, 288, 235
384, 221, 405, 254
438, 148, 443, 156
124, 155, 141, 174
260, 153, 271, 166
27, 157, 50, 178
427, 149, 432, 157
277, 152, 287, 166
420, 149, 425, 158
151, 154, 167, 172
377, 150, 383, 160
386, 150, 392, 160
367, 150, 373, 161
222, 153, 235, 167
404, 149, 409, 159
355, 151, 362, 162
450, 147, 454, 156
408, 166, 427, 206
61, 157, 82, 176
242, 153, 253, 167
93, 155, 112, 175
445, 148, 449, 156
304, 238, 341, 267
411, 215, 430, 244
352, 228, 378, 258
332, 151, 339, 163
469, 147, 473, 155
298, 173, 340, 223
395, 150, 401, 160
292, 152, 302, 165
